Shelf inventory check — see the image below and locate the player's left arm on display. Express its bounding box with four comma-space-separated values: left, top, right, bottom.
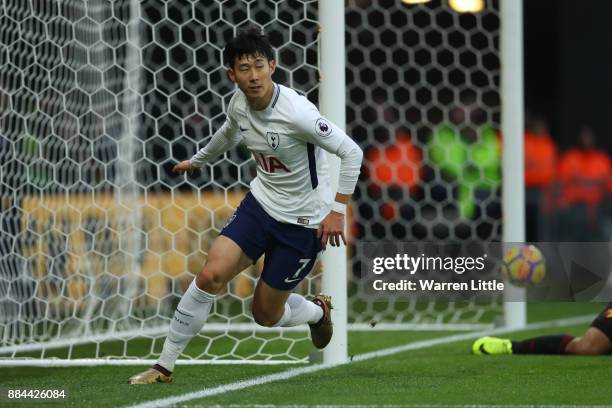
318, 137, 362, 249
293, 105, 363, 249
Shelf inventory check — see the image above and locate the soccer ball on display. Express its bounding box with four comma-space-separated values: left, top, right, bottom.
500, 244, 546, 287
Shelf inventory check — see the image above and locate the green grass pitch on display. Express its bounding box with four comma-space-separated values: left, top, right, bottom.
1, 303, 609, 407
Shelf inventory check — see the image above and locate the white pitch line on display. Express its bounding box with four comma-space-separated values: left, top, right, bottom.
199, 405, 612, 408
125, 315, 593, 408
0, 358, 307, 367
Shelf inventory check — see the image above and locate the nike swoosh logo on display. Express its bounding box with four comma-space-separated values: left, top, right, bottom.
479, 344, 489, 355
240, 126, 248, 131
284, 277, 301, 283
176, 308, 194, 318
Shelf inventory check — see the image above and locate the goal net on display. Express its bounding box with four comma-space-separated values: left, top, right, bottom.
345, 0, 505, 328
0, 0, 509, 365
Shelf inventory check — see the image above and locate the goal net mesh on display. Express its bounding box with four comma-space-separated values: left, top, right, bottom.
0, 0, 502, 363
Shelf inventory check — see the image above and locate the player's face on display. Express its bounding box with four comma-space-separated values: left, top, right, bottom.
228, 54, 276, 109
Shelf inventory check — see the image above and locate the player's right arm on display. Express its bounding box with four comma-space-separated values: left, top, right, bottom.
173, 98, 242, 174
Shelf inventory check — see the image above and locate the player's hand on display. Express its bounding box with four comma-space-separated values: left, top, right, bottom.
172, 160, 195, 175
317, 211, 346, 250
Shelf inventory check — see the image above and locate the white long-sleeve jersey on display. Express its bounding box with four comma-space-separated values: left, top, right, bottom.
190, 83, 363, 228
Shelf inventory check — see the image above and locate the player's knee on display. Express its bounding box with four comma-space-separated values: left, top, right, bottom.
253, 315, 277, 327
195, 265, 226, 294
252, 306, 282, 327
565, 337, 606, 355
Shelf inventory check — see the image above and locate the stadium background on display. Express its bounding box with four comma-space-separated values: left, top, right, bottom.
2, 0, 611, 312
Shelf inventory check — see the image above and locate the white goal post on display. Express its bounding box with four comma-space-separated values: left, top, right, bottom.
500, 0, 527, 328
0, 0, 525, 367
319, 0, 348, 366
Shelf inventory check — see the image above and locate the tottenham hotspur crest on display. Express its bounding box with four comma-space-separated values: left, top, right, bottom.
266, 132, 280, 150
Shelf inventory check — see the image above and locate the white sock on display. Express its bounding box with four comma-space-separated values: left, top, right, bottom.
157, 280, 215, 372
273, 293, 323, 327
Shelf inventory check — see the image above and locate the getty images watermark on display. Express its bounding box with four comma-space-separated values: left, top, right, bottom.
356, 242, 612, 301
371, 252, 503, 292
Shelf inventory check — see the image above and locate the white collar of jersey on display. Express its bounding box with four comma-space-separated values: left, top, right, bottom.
263, 83, 281, 111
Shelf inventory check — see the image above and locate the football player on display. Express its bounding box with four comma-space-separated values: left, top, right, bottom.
128, 27, 362, 384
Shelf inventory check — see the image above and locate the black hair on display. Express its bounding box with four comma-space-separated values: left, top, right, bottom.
223, 27, 275, 68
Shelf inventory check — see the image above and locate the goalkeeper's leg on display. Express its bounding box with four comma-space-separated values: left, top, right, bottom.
473, 335, 574, 355
473, 328, 610, 356
564, 327, 611, 355
128, 236, 252, 384
473, 302, 612, 356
